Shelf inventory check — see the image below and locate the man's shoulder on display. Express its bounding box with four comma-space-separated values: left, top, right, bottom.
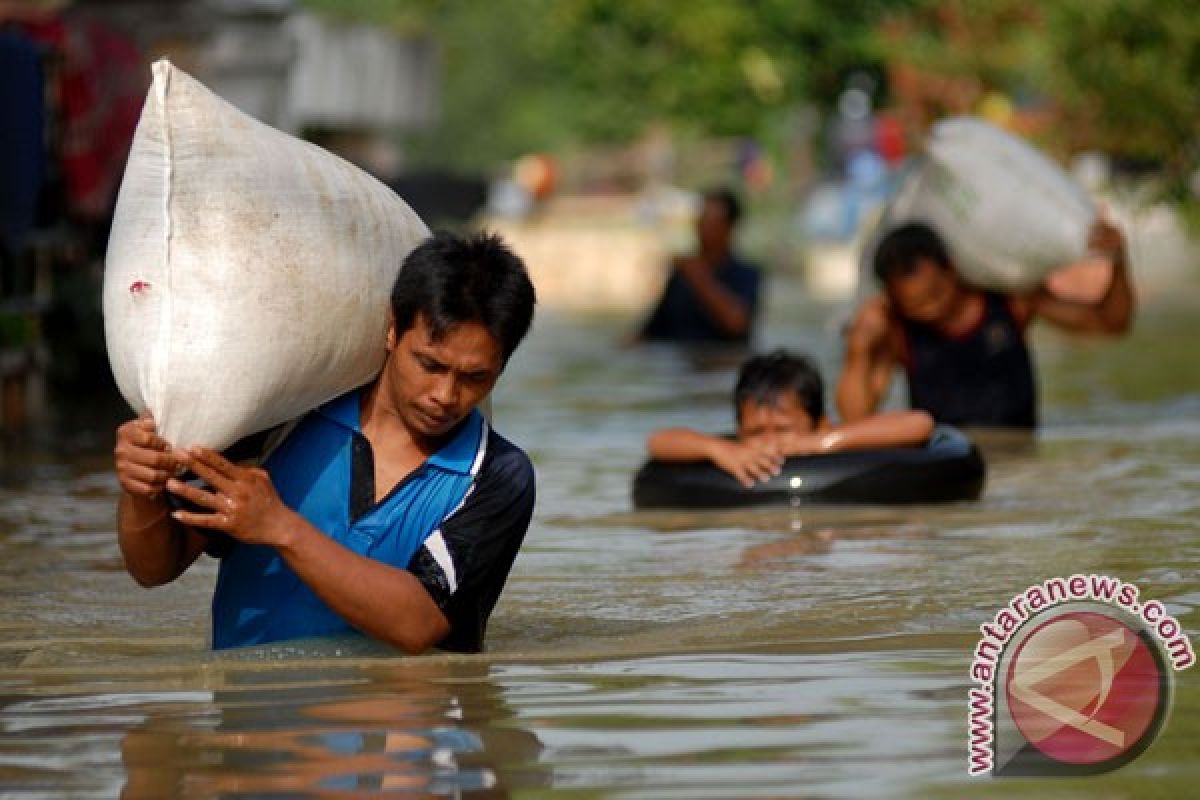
719, 255, 763, 295
725, 253, 762, 276
477, 426, 535, 494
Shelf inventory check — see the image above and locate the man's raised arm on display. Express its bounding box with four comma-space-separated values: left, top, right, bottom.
837, 296, 899, 422
115, 417, 209, 587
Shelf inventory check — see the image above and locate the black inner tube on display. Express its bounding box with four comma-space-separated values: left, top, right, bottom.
633, 425, 986, 509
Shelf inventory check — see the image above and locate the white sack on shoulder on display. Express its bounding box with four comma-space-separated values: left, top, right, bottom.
104, 60, 429, 450
869, 116, 1094, 292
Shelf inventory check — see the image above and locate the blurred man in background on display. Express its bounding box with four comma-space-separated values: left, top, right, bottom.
633, 188, 762, 345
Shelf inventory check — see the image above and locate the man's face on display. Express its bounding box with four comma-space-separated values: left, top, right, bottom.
383, 313, 503, 439
736, 392, 816, 447
886, 258, 961, 324
695, 198, 732, 253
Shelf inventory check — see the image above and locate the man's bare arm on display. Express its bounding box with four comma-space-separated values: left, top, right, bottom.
836, 296, 899, 422
168, 448, 449, 654
1027, 218, 1134, 335
114, 417, 208, 587
674, 257, 752, 336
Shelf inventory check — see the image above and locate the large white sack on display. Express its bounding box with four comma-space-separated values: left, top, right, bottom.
869, 116, 1094, 291
104, 60, 429, 450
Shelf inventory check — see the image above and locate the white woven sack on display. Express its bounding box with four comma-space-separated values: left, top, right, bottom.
875, 116, 1094, 291
104, 60, 429, 450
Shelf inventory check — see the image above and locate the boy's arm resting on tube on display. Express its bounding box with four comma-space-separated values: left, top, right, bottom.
167, 447, 449, 654
115, 417, 210, 587
1020, 217, 1135, 335
782, 411, 935, 456
647, 428, 783, 488
837, 296, 899, 422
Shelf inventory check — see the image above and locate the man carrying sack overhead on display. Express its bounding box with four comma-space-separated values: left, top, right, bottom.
113, 232, 537, 653
836, 217, 1133, 429
836, 117, 1136, 429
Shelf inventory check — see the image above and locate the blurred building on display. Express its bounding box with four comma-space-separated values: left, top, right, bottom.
69, 0, 439, 168
0, 0, 441, 423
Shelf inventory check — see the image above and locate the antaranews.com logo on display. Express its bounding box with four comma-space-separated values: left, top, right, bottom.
968, 574, 1194, 777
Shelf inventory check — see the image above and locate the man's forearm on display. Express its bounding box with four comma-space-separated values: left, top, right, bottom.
837, 307, 894, 421
1096, 254, 1134, 333
273, 516, 449, 654
679, 270, 750, 335
1033, 257, 1135, 335
117, 493, 201, 587
836, 366, 882, 422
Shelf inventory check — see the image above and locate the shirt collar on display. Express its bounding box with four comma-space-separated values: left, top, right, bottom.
317, 390, 485, 475
316, 388, 364, 431
427, 408, 485, 475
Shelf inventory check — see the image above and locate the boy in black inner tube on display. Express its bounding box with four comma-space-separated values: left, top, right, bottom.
646, 349, 933, 487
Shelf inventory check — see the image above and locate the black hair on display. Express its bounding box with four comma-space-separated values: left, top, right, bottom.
390, 230, 536, 362
872, 222, 953, 284
704, 187, 742, 227
733, 349, 824, 424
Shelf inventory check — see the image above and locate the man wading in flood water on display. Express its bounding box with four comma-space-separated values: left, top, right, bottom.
837, 219, 1134, 428
113, 232, 537, 653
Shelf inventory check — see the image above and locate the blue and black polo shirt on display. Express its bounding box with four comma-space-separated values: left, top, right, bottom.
204, 389, 535, 653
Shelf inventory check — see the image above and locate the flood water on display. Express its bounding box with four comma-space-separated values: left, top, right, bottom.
1, 275, 1198, 798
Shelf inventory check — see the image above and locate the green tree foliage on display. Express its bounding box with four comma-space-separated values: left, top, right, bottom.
299, 0, 906, 169
524, 0, 896, 141
1039, 1, 1199, 171
887, 0, 1199, 156
300, 0, 1198, 202
880, 1, 1199, 193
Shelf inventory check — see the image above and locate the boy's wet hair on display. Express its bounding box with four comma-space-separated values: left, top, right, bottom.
733, 349, 824, 425
391, 230, 536, 362
873, 222, 954, 284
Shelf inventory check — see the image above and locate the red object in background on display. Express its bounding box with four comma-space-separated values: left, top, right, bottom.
19, 14, 146, 222
874, 110, 907, 166
514, 153, 557, 201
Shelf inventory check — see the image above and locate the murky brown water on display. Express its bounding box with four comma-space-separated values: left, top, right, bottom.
1, 275, 1198, 797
